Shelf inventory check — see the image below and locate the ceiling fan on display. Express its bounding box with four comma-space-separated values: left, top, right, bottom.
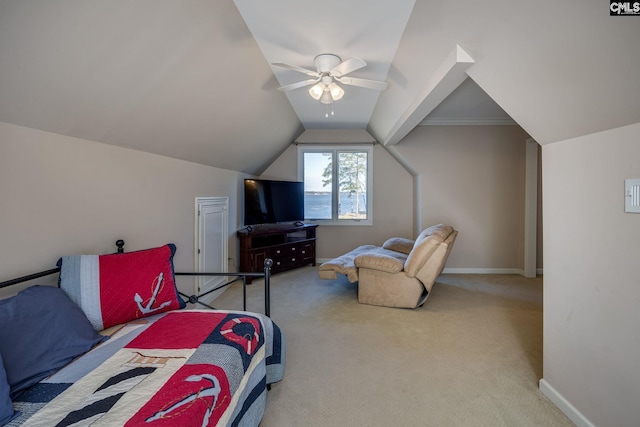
272, 54, 388, 104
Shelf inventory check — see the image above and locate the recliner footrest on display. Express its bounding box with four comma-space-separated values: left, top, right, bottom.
318, 244, 378, 283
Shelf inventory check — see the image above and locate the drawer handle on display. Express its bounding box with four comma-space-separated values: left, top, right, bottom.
276, 261, 281, 265
301, 250, 306, 254
276, 250, 281, 254
291, 247, 296, 251
291, 258, 296, 262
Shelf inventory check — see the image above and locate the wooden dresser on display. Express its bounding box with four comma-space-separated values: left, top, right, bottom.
237, 223, 318, 283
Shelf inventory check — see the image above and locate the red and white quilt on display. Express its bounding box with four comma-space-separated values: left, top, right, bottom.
11, 310, 284, 427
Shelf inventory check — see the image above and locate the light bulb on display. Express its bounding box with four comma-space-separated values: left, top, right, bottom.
309, 83, 324, 100
328, 82, 344, 101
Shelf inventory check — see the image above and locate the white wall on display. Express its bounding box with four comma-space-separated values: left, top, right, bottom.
0, 122, 244, 297
396, 125, 532, 271
541, 122, 640, 426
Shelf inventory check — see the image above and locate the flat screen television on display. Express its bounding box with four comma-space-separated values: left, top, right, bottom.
244, 179, 305, 226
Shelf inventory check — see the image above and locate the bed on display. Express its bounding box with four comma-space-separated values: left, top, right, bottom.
0, 242, 285, 427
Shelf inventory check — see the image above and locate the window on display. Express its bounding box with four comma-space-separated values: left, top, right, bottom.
298, 145, 372, 225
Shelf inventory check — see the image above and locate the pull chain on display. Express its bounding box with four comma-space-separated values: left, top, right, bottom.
325, 102, 335, 118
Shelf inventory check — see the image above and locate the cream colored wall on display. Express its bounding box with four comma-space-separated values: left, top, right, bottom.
259, 144, 298, 181
396, 125, 531, 271
261, 125, 533, 270
541, 122, 640, 426
0, 122, 243, 297
260, 144, 414, 259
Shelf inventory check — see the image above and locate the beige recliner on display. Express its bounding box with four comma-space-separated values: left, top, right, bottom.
318, 224, 457, 308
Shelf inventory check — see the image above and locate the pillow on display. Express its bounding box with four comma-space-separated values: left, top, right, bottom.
58, 244, 185, 330
0, 286, 107, 399
0, 352, 16, 425
382, 237, 415, 255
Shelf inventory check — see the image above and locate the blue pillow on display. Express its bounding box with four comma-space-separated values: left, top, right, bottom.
0, 352, 16, 425
0, 286, 107, 399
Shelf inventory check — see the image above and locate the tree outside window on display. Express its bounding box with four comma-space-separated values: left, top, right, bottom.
299, 146, 372, 225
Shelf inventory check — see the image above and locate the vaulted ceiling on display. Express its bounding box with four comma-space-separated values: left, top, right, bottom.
234, 0, 415, 130
0, 1, 638, 175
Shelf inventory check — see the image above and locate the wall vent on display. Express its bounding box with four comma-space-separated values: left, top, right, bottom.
625, 179, 640, 213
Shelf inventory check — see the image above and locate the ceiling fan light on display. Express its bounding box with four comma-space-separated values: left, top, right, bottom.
328, 82, 344, 101
320, 90, 333, 105
309, 83, 324, 100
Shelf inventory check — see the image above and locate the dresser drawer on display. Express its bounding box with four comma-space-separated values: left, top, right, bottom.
272, 256, 300, 271
298, 242, 315, 262
269, 242, 314, 269
274, 241, 310, 255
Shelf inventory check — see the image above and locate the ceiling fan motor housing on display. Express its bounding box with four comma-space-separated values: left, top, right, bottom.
314, 54, 341, 73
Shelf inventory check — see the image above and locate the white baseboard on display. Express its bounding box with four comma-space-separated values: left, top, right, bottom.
539, 379, 595, 427
442, 267, 524, 275
443, 267, 544, 277
316, 263, 542, 277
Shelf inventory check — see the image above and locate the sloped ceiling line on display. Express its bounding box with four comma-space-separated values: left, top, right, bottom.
374, 45, 475, 146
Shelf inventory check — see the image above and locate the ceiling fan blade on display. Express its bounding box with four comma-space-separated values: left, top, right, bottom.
336, 76, 388, 91
277, 78, 320, 91
272, 62, 319, 77
330, 57, 367, 77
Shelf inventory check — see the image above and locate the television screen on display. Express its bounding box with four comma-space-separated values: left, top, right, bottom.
244, 179, 305, 226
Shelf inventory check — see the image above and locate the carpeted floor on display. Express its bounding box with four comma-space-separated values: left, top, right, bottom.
213, 266, 574, 427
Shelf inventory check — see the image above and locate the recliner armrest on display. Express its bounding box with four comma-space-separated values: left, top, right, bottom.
354, 253, 404, 273
382, 237, 415, 255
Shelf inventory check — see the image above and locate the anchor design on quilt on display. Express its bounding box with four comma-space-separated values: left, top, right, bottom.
134, 272, 172, 315
145, 374, 222, 426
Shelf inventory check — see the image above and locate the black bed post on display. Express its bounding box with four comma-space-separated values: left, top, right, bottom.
263, 258, 272, 317
115, 240, 125, 253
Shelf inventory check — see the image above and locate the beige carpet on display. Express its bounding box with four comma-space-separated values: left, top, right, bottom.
213, 267, 574, 427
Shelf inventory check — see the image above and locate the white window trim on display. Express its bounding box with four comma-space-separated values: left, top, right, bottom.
297, 144, 373, 226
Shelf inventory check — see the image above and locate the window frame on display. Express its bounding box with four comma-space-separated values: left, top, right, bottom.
297, 144, 373, 226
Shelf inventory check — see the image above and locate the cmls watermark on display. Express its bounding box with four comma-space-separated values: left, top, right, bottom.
610, 1, 640, 15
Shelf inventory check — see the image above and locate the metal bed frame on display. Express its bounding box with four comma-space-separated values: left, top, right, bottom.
0, 239, 273, 317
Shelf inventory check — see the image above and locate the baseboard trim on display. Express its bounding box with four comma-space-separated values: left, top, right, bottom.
539, 379, 595, 427
442, 268, 524, 275
316, 263, 540, 277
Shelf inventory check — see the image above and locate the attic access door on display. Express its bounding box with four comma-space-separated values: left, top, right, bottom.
195, 197, 228, 303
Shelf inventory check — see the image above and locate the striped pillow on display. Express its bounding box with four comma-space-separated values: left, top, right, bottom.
58, 244, 185, 330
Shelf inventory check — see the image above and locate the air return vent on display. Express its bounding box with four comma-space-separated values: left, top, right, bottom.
625, 179, 640, 213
